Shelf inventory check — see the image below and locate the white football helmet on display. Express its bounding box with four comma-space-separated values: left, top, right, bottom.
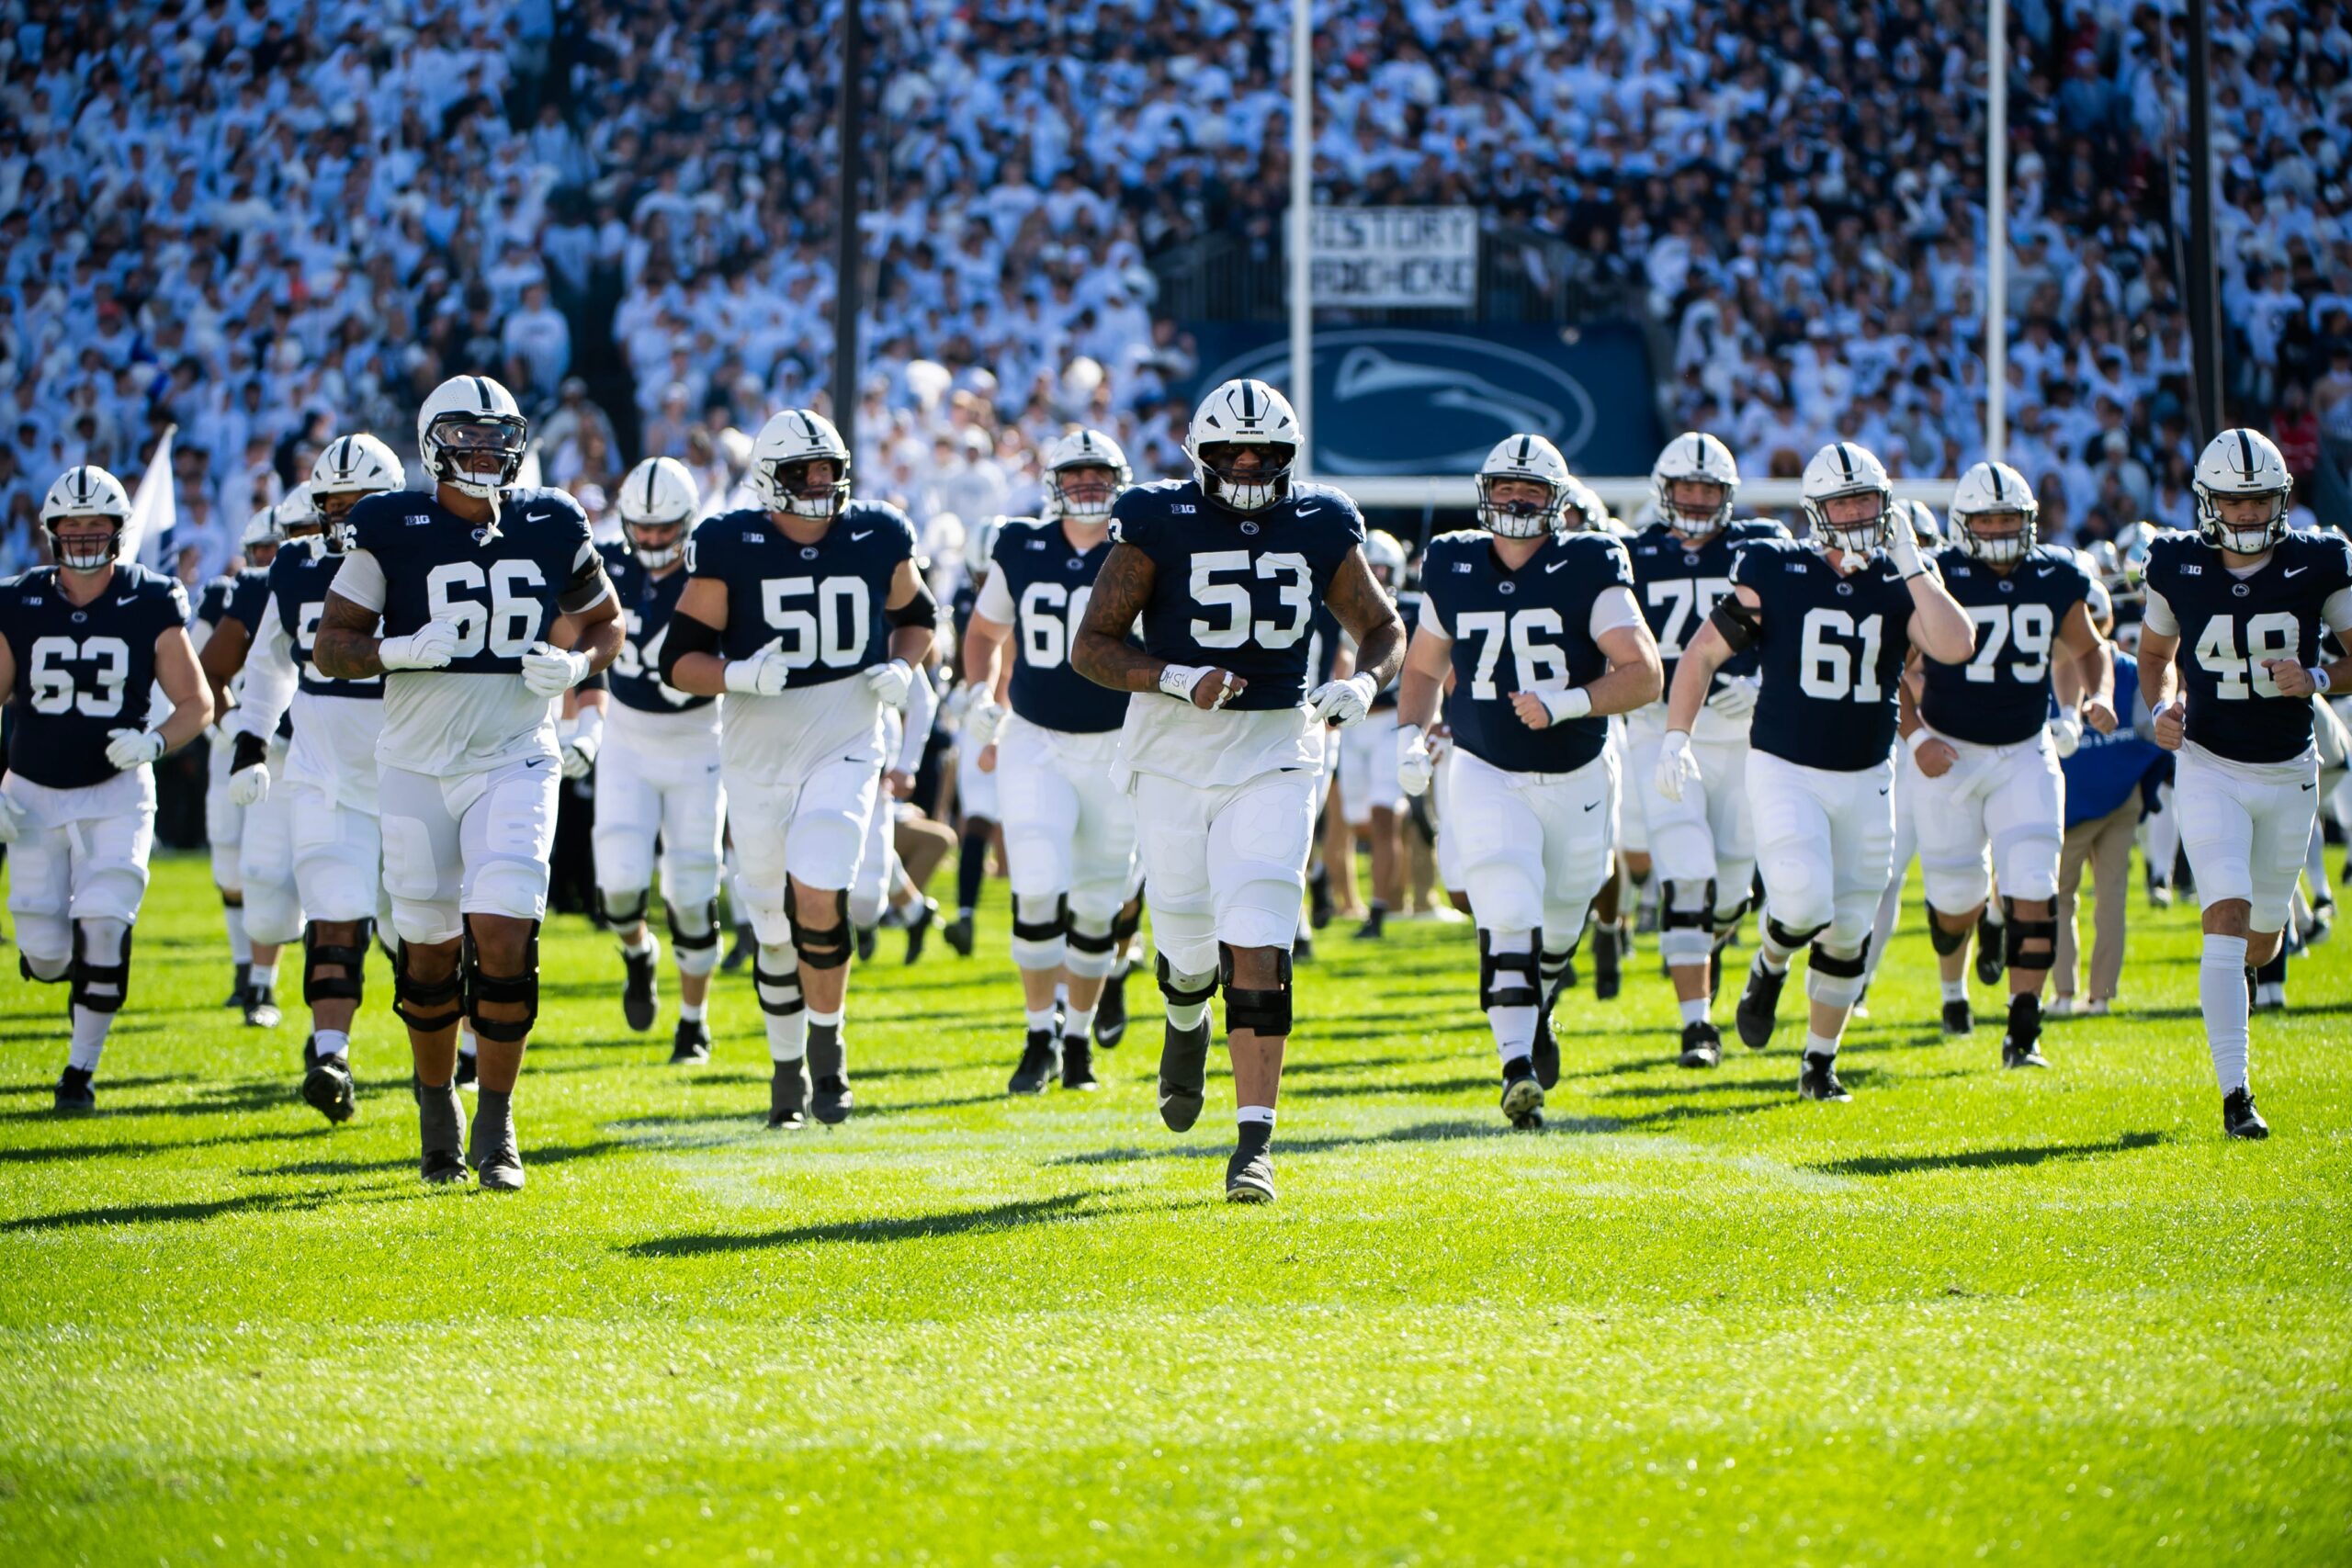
1650, 431, 1739, 538
1044, 427, 1131, 523
275, 482, 322, 538
1561, 475, 1611, 535
1364, 529, 1408, 585
964, 514, 1005, 578
1475, 434, 1570, 538
415, 375, 527, 502
617, 456, 699, 570
311, 431, 403, 550
749, 408, 853, 521
1949, 460, 2037, 565
40, 464, 132, 572
1800, 441, 1894, 557
1894, 498, 1943, 546
2192, 427, 2293, 555
241, 502, 284, 556
1184, 378, 1299, 513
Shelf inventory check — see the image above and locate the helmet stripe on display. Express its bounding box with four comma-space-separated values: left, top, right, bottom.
643, 462, 659, 513
1837, 444, 1854, 481
471, 376, 492, 412
2236, 429, 2254, 478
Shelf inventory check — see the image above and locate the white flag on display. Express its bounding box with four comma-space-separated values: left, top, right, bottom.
122, 424, 178, 570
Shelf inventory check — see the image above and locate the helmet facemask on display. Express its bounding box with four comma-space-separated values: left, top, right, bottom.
49, 514, 123, 574
1048, 461, 1121, 525
424, 412, 527, 502
1655, 475, 1733, 540
1959, 504, 2036, 566
767, 456, 851, 522
315, 490, 362, 554
1476, 474, 1564, 539
1804, 486, 1894, 562
624, 515, 688, 570
1193, 440, 1294, 514
2196, 482, 2291, 556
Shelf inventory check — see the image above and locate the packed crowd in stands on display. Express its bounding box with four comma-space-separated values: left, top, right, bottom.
2, 0, 2347, 585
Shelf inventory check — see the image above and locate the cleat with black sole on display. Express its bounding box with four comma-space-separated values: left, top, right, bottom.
669, 1017, 712, 1065
768, 1061, 809, 1129
1060, 1036, 1098, 1091
1225, 1148, 1276, 1203
1974, 915, 2005, 985
1941, 998, 1974, 1035
1354, 905, 1385, 942
1798, 1055, 1851, 1102
1735, 958, 1785, 1050
53, 1066, 96, 1113
224, 963, 250, 1008
1008, 1030, 1059, 1095
621, 942, 661, 1032
903, 899, 936, 964
1158, 1021, 1212, 1132
301, 1056, 356, 1123
1531, 1003, 1561, 1090
2000, 1033, 2048, 1069
1094, 968, 1128, 1048
1499, 1057, 1544, 1129
1678, 1021, 1723, 1069
943, 914, 975, 958
2222, 1087, 2269, 1140
854, 926, 877, 964
468, 1113, 525, 1192
811, 1075, 854, 1124
418, 1081, 469, 1183
243, 987, 282, 1029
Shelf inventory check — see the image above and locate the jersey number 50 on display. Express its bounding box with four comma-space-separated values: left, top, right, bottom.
1189, 551, 1310, 649
760, 576, 870, 670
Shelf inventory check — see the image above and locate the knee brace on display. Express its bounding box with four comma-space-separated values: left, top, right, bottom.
1010, 892, 1069, 971
1764, 914, 1826, 953
596, 886, 650, 931
461, 917, 541, 1043
667, 898, 720, 976
1156, 953, 1218, 1009
1477, 929, 1544, 1010
1217, 943, 1293, 1037
392, 942, 464, 1033
1111, 896, 1144, 946
2001, 897, 2059, 969
301, 920, 369, 1006
1065, 910, 1118, 979
789, 886, 854, 971
69, 919, 131, 1013
1925, 905, 1973, 955
1539, 936, 1579, 991
1806, 936, 1871, 1008
1659, 878, 1716, 964
754, 947, 805, 1017
20, 950, 69, 984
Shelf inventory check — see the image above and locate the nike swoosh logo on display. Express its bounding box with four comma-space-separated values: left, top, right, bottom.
1583, 801, 1599, 811
2035, 566, 2056, 576
2303, 782, 2316, 790
1545, 560, 1570, 574
1878, 786, 1890, 795
526, 758, 548, 769
851, 530, 873, 541
2285, 566, 2309, 578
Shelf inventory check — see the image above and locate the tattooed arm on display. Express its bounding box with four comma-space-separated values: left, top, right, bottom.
311, 591, 388, 680
1072, 542, 1243, 708
1326, 546, 1408, 692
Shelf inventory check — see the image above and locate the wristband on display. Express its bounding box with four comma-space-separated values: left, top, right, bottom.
1538, 687, 1594, 723
1905, 727, 1938, 756
2314, 668, 2333, 694
1159, 663, 1216, 703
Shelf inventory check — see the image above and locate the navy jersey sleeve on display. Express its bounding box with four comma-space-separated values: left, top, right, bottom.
1107, 483, 1170, 553
224, 568, 272, 634
535, 490, 606, 613
195, 577, 232, 628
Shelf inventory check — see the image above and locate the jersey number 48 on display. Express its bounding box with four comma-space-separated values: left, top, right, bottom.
2194, 611, 2300, 699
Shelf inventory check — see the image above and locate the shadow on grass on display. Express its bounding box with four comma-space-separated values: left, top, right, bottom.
2, 1189, 334, 1232
623, 1190, 1101, 1255
0, 1078, 298, 1122
1808, 1130, 2165, 1178
0, 1073, 193, 1096
0, 1125, 334, 1164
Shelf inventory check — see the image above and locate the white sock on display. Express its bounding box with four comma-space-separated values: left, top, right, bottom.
2199, 934, 2251, 1091
679, 1001, 706, 1022
1758, 947, 1791, 976
1803, 1030, 1839, 1062
1054, 982, 1069, 1008
766, 1010, 808, 1063
1064, 1006, 1097, 1041
1024, 1006, 1058, 1033
808, 1007, 843, 1030
224, 905, 251, 965
621, 926, 656, 956
1679, 996, 1710, 1027
313, 1029, 350, 1061
1941, 976, 1968, 1003
249, 960, 277, 991
1236, 1105, 1275, 1127
67, 1006, 112, 1072
1167, 998, 1208, 1030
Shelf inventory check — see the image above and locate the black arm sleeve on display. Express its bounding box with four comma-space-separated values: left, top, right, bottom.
230, 730, 269, 773
887, 578, 940, 629
658, 611, 720, 686
1709, 594, 1762, 653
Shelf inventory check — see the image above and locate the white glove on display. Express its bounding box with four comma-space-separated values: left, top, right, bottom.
1705, 673, 1760, 721
0, 791, 27, 845
105, 728, 167, 771
1306, 673, 1379, 728
964, 694, 1005, 749
1654, 729, 1702, 802
520, 641, 592, 698
378, 619, 462, 671
228, 759, 271, 807
1888, 517, 1928, 579
724, 642, 793, 696
560, 730, 599, 779
1396, 724, 1434, 796
2050, 709, 2084, 760
864, 657, 914, 710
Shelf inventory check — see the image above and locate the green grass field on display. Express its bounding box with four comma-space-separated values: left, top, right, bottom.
2, 849, 2349, 1566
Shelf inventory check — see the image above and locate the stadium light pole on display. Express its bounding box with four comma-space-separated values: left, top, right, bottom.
1289, 0, 1313, 479
1985, 0, 2007, 463
831, 0, 864, 448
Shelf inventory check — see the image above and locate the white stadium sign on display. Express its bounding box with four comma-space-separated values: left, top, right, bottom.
1309, 207, 1477, 309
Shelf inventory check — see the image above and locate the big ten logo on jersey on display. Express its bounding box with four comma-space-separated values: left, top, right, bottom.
1959, 602, 2052, 685
1018, 581, 1091, 670
1645, 575, 1733, 660
1797, 606, 1889, 702
1186, 549, 1312, 650
2196, 611, 2301, 699
1453, 608, 1570, 699
427, 558, 547, 658
26, 634, 131, 716
757, 574, 870, 672
296, 599, 380, 685
612, 607, 693, 705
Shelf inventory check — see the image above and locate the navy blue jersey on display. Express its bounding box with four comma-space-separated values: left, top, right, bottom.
989, 517, 1130, 734
1418, 528, 1632, 773
1, 563, 190, 788
685, 498, 915, 686
1367, 593, 1421, 711
344, 486, 605, 674
2145, 529, 2352, 764
195, 575, 234, 632
266, 536, 381, 702
1919, 544, 2090, 746
1628, 517, 1786, 694
599, 542, 711, 714
1108, 479, 1365, 712
951, 576, 979, 649
223, 565, 272, 636
1736, 537, 1922, 772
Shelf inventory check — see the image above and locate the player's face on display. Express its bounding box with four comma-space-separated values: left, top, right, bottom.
629, 520, 684, 555
317, 492, 359, 526
2214, 491, 2284, 527
439, 418, 522, 479
1487, 478, 1553, 510
248, 540, 278, 568
1204, 443, 1266, 478
1966, 509, 2029, 545
51, 515, 114, 566
1056, 463, 1118, 513
1667, 478, 1726, 523
1822, 492, 1884, 526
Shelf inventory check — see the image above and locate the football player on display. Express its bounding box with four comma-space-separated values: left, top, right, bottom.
2138, 428, 2352, 1139
1335, 530, 1415, 939
657, 409, 936, 1131
224, 434, 407, 1122
1661, 442, 1973, 1100
960, 428, 1146, 1093
0, 466, 212, 1111
944, 516, 1004, 961
1623, 432, 1788, 1067
312, 375, 622, 1189
1902, 462, 2114, 1068
582, 457, 727, 1062
192, 547, 257, 1010
1072, 378, 1407, 1203
1396, 434, 1663, 1126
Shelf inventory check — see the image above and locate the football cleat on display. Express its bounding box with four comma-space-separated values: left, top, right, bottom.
1531, 1001, 1561, 1089
621, 942, 661, 1032
2081, 998, 2110, 1017
243, 984, 282, 1030
2146, 878, 2174, 908
903, 898, 936, 964
53, 1066, 96, 1113
2046, 995, 2076, 1019
1224, 1148, 1276, 1204
1974, 913, 2005, 985
854, 925, 877, 964
943, 913, 975, 958
418, 1082, 469, 1183
1008, 1030, 1059, 1095
2309, 897, 2335, 943
224, 962, 250, 1009
300, 1056, 356, 1123
1094, 967, 1128, 1048
767, 1060, 809, 1130
2254, 979, 2286, 1011
1293, 929, 1315, 964
1158, 1020, 1212, 1132
2222, 1087, 2269, 1140
1499, 1056, 1544, 1130
669, 1016, 712, 1065
811, 1072, 854, 1125
468, 1103, 525, 1192
1060, 1035, 1099, 1091
1797, 1055, 1851, 1102
1735, 957, 1785, 1050
1941, 998, 1975, 1035
2000, 1033, 2049, 1069
1592, 922, 1622, 1000
1354, 904, 1385, 941
300, 1033, 320, 1071
1679, 1021, 1723, 1069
